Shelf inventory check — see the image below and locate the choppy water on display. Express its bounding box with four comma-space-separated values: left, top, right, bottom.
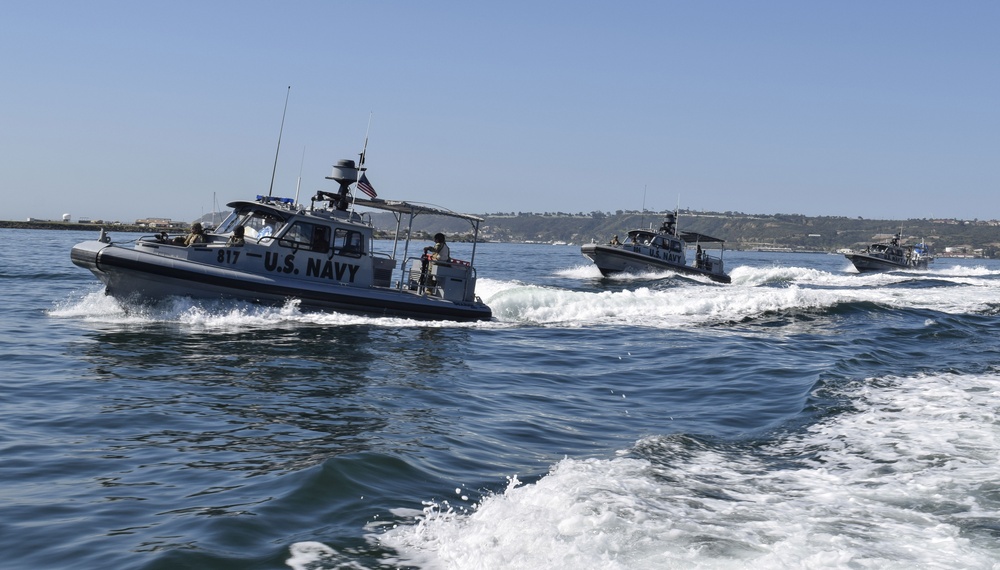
2, 228, 1000, 569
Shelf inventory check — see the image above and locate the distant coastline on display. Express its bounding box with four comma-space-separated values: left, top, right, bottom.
4, 210, 999, 258
0, 220, 147, 232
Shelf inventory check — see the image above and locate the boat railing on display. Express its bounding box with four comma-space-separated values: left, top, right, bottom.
138, 232, 205, 247
401, 256, 477, 301
138, 233, 168, 244
703, 256, 724, 275
694, 252, 724, 275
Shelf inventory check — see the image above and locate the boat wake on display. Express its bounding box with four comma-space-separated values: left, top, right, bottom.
53, 262, 1000, 330
370, 371, 1000, 569
553, 264, 604, 280
50, 288, 495, 330
479, 264, 1000, 326
556, 263, 722, 284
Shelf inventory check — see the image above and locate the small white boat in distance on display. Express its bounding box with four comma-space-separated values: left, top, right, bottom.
581, 211, 731, 284
71, 158, 492, 321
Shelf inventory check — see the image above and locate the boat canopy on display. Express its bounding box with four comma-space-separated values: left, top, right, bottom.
351, 197, 484, 224
679, 231, 726, 246
349, 197, 484, 268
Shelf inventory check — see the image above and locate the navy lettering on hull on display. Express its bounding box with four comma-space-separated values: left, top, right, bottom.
635, 247, 682, 264
304, 257, 361, 283
265, 252, 280, 272
264, 253, 299, 275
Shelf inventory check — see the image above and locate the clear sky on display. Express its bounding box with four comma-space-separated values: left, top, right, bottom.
3, 1, 998, 223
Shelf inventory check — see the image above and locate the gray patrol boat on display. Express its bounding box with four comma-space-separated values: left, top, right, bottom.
71, 159, 492, 321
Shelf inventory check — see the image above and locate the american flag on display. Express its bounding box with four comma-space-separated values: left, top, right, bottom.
357, 172, 377, 198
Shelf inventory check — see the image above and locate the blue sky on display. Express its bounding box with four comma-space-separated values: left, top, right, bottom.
3, 1, 998, 223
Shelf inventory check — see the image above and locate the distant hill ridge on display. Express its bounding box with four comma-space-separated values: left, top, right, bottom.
366, 209, 1000, 257
6, 208, 997, 257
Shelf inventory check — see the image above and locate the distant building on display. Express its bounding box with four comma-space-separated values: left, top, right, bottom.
135, 218, 188, 230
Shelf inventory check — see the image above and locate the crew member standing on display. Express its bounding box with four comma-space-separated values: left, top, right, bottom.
424, 233, 450, 262
421, 233, 450, 288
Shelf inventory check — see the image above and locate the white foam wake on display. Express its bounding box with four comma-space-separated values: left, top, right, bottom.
371, 372, 1000, 569
52, 265, 1000, 330
479, 272, 1000, 326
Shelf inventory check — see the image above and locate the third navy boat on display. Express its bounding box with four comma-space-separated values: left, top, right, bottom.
581, 211, 731, 283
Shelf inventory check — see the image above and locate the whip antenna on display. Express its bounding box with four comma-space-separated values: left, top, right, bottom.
359, 111, 373, 166
268, 86, 291, 197
352, 112, 373, 210
293, 145, 305, 206
640, 184, 647, 229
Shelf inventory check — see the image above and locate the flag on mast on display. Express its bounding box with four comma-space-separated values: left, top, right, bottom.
357, 172, 377, 198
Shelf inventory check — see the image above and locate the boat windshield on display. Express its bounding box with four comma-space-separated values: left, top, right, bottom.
216, 207, 287, 240
215, 210, 242, 234
628, 231, 655, 245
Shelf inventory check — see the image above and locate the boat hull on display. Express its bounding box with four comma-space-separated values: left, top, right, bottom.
845, 253, 929, 273
71, 240, 492, 321
581, 243, 731, 284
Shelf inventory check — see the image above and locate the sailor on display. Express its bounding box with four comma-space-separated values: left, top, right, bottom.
227, 225, 245, 247
420, 233, 450, 289
311, 226, 329, 253
610, 235, 621, 246
334, 187, 350, 211
424, 233, 450, 262
176, 222, 206, 246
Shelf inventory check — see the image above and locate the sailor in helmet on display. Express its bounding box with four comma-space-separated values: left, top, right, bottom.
183, 222, 207, 246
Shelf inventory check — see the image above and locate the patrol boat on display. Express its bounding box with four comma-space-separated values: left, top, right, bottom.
845, 232, 931, 273
581, 211, 731, 283
70, 159, 492, 321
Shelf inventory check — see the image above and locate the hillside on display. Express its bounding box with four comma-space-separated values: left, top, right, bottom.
7, 208, 998, 257
368, 210, 1000, 257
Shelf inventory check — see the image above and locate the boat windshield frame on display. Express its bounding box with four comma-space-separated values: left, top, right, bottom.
220, 202, 291, 242
627, 230, 657, 245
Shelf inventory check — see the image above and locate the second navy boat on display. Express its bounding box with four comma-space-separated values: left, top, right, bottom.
845, 232, 931, 272
581, 211, 731, 283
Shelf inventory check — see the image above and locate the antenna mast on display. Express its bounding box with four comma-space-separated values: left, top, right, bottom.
268, 86, 291, 198
293, 146, 305, 206
349, 112, 373, 212
640, 184, 647, 229
358, 112, 373, 167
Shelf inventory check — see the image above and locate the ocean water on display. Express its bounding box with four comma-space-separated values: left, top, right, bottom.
2, 227, 1000, 569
